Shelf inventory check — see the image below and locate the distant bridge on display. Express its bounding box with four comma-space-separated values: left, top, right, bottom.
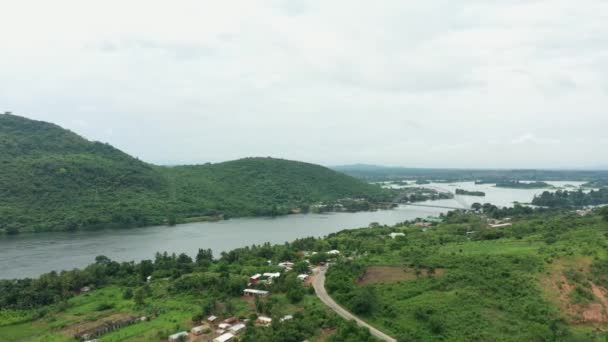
400, 203, 469, 211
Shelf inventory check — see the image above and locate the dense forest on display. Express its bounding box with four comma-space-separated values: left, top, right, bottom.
0, 114, 390, 234
532, 189, 608, 208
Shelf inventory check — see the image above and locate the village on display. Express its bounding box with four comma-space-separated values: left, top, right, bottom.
73, 249, 342, 342
56, 209, 538, 342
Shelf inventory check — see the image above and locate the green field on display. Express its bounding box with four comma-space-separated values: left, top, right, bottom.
325, 208, 608, 341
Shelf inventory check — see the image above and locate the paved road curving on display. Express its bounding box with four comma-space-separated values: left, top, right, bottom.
312, 266, 397, 342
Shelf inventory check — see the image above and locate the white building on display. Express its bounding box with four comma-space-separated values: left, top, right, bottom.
192, 326, 206, 335
257, 316, 272, 325
229, 323, 246, 334
213, 332, 235, 342
327, 250, 340, 255
263, 272, 281, 278
297, 274, 309, 281
218, 323, 231, 330
244, 289, 269, 297
168, 331, 188, 342
389, 232, 405, 239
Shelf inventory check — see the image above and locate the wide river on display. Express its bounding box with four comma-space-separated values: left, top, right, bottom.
0, 181, 582, 279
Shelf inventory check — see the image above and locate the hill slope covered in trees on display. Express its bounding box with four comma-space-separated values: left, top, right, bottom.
0, 114, 389, 234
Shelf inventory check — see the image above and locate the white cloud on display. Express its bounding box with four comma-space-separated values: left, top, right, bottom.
0, 0, 607, 168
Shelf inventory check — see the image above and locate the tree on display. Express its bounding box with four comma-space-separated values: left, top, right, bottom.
601, 206, 608, 222
122, 287, 133, 299
133, 287, 145, 306
137, 260, 154, 282
293, 261, 309, 274
287, 285, 305, 303
350, 287, 376, 315
196, 248, 213, 268
471, 203, 482, 211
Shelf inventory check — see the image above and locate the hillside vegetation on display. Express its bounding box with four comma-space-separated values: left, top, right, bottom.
0, 114, 389, 234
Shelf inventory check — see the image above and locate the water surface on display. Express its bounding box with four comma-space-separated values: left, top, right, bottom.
0, 181, 583, 279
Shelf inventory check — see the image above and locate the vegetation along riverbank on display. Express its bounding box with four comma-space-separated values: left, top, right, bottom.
2, 206, 608, 341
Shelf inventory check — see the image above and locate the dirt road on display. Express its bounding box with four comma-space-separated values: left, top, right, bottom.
312, 266, 397, 342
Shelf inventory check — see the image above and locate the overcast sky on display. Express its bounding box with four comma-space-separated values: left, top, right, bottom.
1, 1, 607, 168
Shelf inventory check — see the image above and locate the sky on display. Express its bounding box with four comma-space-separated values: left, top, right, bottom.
1, 1, 607, 169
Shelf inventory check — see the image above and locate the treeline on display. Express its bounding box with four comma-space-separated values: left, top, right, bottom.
532, 189, 608, 208
495, 180, 550, 189
455, 189, 485, 196
396, 188, 454, 203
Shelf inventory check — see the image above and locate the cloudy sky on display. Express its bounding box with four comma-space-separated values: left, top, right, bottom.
1, 0, 607, 168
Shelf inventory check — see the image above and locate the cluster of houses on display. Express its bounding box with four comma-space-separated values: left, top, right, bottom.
576, 208, 593, 216
171, 251, 342, 341
167, 312, 297, 342
168, 315, 248, 342
248, 271, 280, 285
249, 250, 342, 286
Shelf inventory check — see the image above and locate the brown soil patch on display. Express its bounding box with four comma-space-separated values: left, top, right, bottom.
357, 266, 444, 285
540, 257, 608, 325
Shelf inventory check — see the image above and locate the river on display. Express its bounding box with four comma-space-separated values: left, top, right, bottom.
0, 181, 583, 279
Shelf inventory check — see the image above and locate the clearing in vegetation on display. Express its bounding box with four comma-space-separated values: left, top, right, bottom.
357, 266, 444, 285
541, 257, 608, 325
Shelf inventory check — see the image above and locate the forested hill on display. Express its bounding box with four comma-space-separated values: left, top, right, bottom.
0, 114, 389, 234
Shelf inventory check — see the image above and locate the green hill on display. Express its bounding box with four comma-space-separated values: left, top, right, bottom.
0, 114, 389, 234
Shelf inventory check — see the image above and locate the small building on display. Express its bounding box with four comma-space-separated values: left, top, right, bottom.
168, 331, 188, 342
327, 250, 340, 255
389, 232, 405, 239
218, 323, 231, 330
249, 273, 262, 284
192, 325, 206, 335
207, 315, 218, 323
257, 316, 272, 325
280, 315, 293, 322
263, 272, 281, 279
223, 317, 238, 324
146, 275, 152, 283
297, 274, 309, 281
244, 289, 269, 297
80, 286, 91, 293
278, 261, 294, 269
213, 332, 235, 342
489, 222, 512, 228
229, 323, 246, 334
424, 216, 443, 223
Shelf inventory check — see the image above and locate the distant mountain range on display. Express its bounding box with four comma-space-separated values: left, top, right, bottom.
0, 114, 389, 234
331, 164, 608, 181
